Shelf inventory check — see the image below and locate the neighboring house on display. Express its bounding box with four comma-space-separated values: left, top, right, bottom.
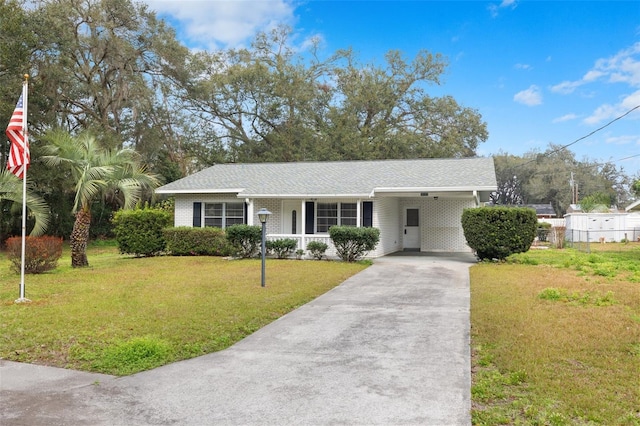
526, 203, 556, 219
155, 158, 497, 257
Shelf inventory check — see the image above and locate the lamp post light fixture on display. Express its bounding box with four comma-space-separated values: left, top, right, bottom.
257, 208, 272, 287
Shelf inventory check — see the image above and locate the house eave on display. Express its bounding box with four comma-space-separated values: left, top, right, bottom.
370, 186, 496, 197
155, 188, 244, 195
240, 193, 371, 199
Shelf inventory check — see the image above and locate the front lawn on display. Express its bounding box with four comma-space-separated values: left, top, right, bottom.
0, 243, 367, 376
471, 243, 640, 425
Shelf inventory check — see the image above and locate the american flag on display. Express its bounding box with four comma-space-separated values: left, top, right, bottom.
6, 93, 30, 179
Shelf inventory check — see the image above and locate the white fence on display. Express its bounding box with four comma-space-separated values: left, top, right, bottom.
539, 218, 565, 227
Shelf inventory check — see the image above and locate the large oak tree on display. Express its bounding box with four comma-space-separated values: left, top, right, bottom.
186, 26, 488, 163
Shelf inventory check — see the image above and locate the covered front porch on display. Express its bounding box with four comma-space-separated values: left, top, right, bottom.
249, 190, 485, 258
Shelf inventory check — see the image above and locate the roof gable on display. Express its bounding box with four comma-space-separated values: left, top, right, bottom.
156, 157, 497, 197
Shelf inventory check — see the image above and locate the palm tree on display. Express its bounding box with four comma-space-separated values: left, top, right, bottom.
41, 130, 160, 267
0, 169, 50, 236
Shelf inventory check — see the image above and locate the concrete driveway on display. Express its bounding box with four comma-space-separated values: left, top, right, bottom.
0, 253, 476, 426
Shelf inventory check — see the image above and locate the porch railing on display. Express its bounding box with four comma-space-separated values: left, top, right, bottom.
266, 234, 336, 258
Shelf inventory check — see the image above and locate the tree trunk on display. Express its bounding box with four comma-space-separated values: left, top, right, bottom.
70, 208, 91, 267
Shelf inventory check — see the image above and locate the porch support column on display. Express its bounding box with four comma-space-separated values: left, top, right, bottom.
356, 199, 361, 227
246, 198, 255, 225
300, 200, 306, 251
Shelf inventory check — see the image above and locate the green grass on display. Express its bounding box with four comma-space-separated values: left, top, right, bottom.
0, 243, 367, 375
471, 243, 640, 425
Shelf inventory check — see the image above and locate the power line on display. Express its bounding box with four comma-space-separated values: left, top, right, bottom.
544, 104, 640, 158
616, 153, 640, 163
502, 104, 640, 172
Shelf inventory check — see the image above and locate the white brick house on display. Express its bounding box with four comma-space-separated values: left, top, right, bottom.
155, 158, 497, 257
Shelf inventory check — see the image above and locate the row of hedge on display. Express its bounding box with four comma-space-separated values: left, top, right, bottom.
4, 206, 540, 274
113, 205, 536, 262
112, 207, 380, 262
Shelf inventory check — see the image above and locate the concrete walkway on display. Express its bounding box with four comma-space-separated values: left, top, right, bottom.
0, 253, 476, 426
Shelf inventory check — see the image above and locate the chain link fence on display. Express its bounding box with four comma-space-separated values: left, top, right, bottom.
566, 229, 640, 253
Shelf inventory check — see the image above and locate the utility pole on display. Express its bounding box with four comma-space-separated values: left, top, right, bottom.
569, 172, 578, 204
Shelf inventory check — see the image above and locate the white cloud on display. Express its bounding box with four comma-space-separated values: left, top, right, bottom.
550, 80, 581, 94
551, 42, 640, 94
552, 113, 578, 123
514, 63, 531, 70
514, 85, 542, 106
584, 89, 640, 124
142, 0, 297, 50
583, 70, 605, 82
605, 134, 640, 145
488, 0, 517, 17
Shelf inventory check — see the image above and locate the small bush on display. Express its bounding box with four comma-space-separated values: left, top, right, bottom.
461, 207, 537, 261
225, 224, 262, 258
266, 238, 297, 259
5, 236, 63, 274
163, 227, 230, 256
306, 241, 328, 260
113, 207, 172, 257
329, 226, 380, 262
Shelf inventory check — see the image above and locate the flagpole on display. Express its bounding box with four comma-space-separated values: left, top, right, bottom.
16, 74, 30, 304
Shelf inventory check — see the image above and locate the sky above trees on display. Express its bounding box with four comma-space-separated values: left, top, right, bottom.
144, 0, 640, 176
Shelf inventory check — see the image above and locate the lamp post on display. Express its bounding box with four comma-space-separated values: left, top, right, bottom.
257, 208, 272, 288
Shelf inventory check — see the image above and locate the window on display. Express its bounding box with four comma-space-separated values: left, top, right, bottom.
340, 203, 357, 226
317, 203, 337, 233
316, 202, 357, 233
203, 202, 244, 228
291, 210, 297, 234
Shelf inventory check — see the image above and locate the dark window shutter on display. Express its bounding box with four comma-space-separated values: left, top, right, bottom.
362, 201, 373, 227
244, 202, 248, 224
193, 202, 202, 227
305, 201, 315, 234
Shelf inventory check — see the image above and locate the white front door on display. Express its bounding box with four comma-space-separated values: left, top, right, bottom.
282, 201, 301, 235
403, 208, 420, 250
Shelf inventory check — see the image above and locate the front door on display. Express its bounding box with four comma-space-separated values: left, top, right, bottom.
282, 201, 301, 235
403, 208, 420, 250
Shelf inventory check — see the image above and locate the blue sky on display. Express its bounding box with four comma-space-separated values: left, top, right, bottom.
143, 0, 640, 176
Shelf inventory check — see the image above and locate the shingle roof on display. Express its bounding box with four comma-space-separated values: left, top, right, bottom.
525, 204, 556, 216
155, 157, 497, 197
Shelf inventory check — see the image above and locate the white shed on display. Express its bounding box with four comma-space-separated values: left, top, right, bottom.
564, 213, 635, 242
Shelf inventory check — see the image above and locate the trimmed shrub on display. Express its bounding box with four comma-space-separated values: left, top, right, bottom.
306, 241, 328, 260
5, 236, 63, 274
461, 207, 537, 261
329, 226, 380, 262
162, 227, 230, 256
225, 224, 262, 258
266, 238, 297, 259
113, 207, 172, 257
